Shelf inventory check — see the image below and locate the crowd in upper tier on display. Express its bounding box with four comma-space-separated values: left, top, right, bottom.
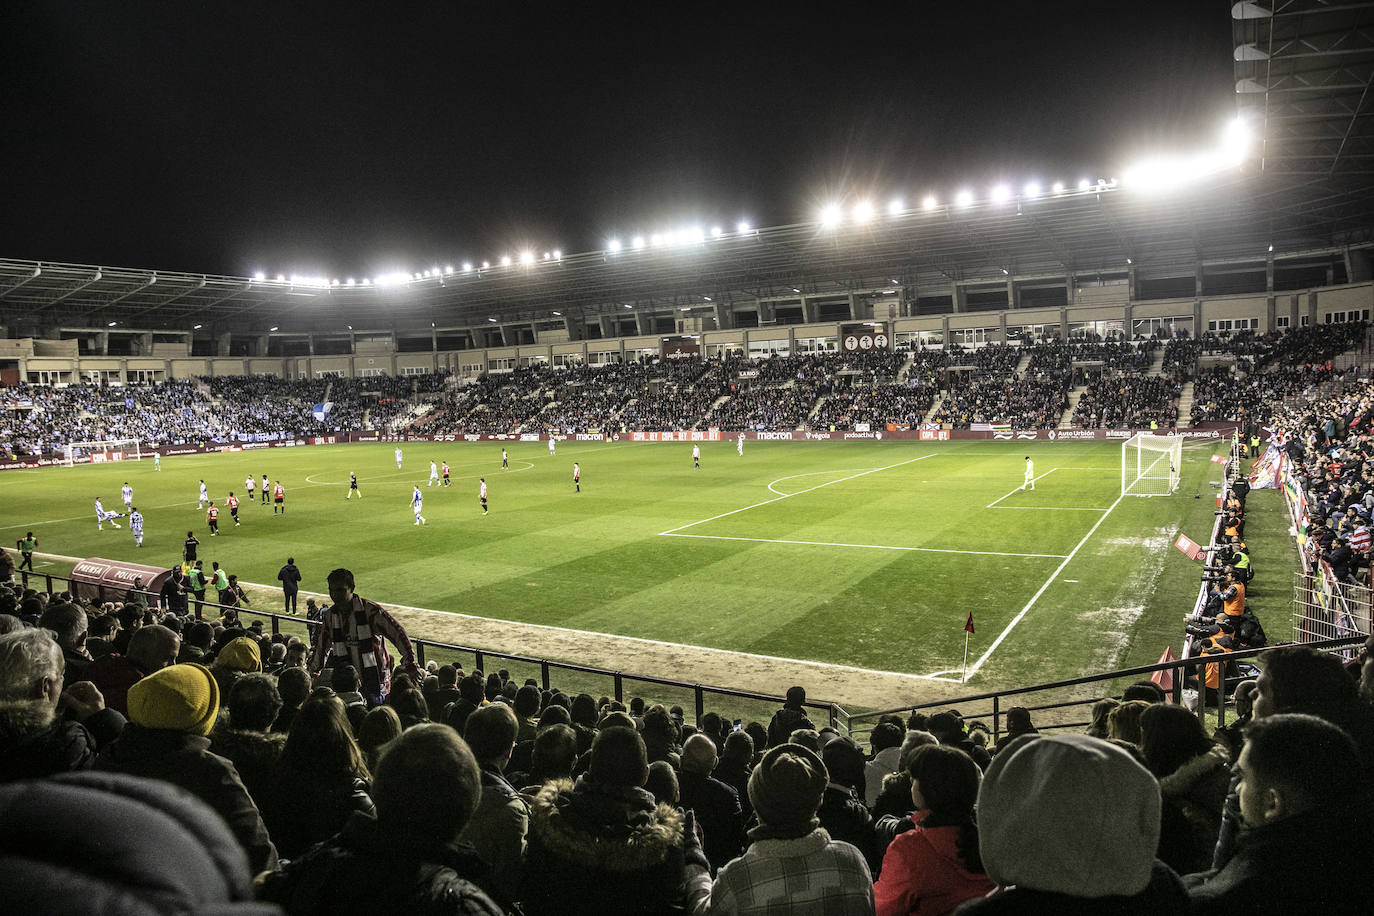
1, 324, 1366, 455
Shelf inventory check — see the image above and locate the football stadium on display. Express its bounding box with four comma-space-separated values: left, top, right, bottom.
3, 3, 1374, 912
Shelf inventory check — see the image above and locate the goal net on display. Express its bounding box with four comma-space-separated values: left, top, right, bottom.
65, 438, 143, 467
1122, 433, 1182, 497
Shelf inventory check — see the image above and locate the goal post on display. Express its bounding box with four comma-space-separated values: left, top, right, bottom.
64, 438, 143, 467
1122, 433, 1182, 497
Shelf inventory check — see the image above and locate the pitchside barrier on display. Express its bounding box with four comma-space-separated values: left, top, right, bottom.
13, 566, 1361, 746
0, 424, 1242, 471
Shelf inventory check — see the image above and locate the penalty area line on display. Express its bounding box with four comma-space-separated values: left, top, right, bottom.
960, 492, 1125, 682
662, 532, 1068, 559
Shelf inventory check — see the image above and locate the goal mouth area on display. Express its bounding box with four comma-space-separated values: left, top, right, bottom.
64, 439, 143, 467
1122, 432, 1182, 497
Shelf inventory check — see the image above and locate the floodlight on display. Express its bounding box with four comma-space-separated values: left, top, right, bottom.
107, 321, 116, 327
852, 201, 874, 223
737, 221, 751, 233
608, 238, 623, 252
254, 271, 266, 281
690, 226, 706, 243
362, 278, 371, 286
552, 310, 561, 316
1001, 268, 1009, 275
888, 197, 905, 216
954, 190, 974, 208
1024, 181, 1042, 198
346, 277, 355, 286
1221, 117, 1251, 165
462, 262, 473, 273
276, 275, 286, 282
680, 306, 691, 311
990, 184, 1011, 204
269, 326, 278, 331
481, 261, 490, 269
423, 270, 431, 278
444, 265, 454, 275
543, 252, 551, 260
922, 195, 938, 211
1126, 258, 1133, 265
1267, 243, 1273, 252
624, 303, 632, 309
193, 324, 202, 330
650, 233, 663, 247
703, 296, 712, 302
553, 249, 562, 260
819, 203, 843, 227
520, 251, 535, 266
1052, 181, 1065, 194
346, 325, 352, 330
331, 279, 339, 286
414, 272, 423, 279
488, 317, 497, 322
500, 255, 512, 267
632, 235, 646, 249
791, 287, 800, 293
711, 226, 723, 237
1077, 179, 1091, 191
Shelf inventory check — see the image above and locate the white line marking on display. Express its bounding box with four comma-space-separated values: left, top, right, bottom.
659, 454, 936, 536
986, 469, 1057, 508
990, 506, 1110, 512
960, 492, 1125, 681
767, 469, 876, 497
662, 532, 1068, 559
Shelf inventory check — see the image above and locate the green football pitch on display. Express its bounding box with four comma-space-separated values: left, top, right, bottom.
2, 438, 1232, 690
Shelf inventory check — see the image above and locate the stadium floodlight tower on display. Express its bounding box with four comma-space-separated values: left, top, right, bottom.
1122, 433, 1182, 497
64, 438, 143, 467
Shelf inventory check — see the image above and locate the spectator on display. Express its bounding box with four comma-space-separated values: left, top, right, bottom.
209, 672, 286, 806
927, 712, 990, 770
873, 745, 993, 916
523, 726, 700, 914
274, 666, 310, 733
3, 771, 278, 916
357, 705, 403, 774
865, 721, 905, 807
257, 723, 502, 915
767, 686, 816, 748
461, 702, 528, 906
714, 728, 756, 820
38, 602, 91, 679
678, 733, 747, 873
259, 694, 375, 860
0, 628, 124, 782
1107, 699, 1151, 746
703, 742, 875, 913
209, 635, 262, 702
960, 735, 1187, 914
84, 623, 180, 716
95, 662, 277, 874
1085, 698, 1119, 739
509, 721, 577, 791
1184, 714, 1372, 914
1138, 702, 1231, 876
309, 568, 418, 705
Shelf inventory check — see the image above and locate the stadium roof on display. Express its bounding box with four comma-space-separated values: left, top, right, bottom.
3, 1, 1372, 336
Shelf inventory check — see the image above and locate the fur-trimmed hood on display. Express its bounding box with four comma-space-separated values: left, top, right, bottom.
0, 699, 58, 739
527, 776, 685, 872
1159, 744, 1230, 800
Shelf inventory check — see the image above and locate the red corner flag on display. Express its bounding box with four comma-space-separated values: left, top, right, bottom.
964, 613, 975, 634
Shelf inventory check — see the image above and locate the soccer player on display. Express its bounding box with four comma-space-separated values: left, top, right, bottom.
197, 479, 209, 509
738, 433, 744, 456
479, 478, 488, 516
245, 474, 255, 497
273, 480, 286, 515
206, 503, 220, 536
441, 461, 451, 487
129, 507, 144, 547
411, 486, 427, 525
1023, 456, 1035, 491
395, 446, 403, 469
261, 473, 270, 505
16, 532, 37, 571
347, 472, 361, 499
95, 497, 121, 530
183, 530, 199, 563
121, 481, 133, 509
548, 437, 556, 458
226, 491, 240, 525
429, 459, 439, 487
153, 452, 161, 471
692, 444, 701, 469
501, 448, 508, 470
573, 461, 581, 493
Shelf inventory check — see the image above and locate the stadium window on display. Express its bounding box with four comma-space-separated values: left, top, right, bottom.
1301, 315, 1312, 327
1275, 315, 1290, 329
358, 368, 386, 377
401, 366, 430, 376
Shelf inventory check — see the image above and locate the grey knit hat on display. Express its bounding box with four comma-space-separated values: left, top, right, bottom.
748, 742, 828, 837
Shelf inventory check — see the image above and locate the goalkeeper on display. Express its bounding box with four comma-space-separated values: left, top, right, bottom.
1022, 456, 1035, 491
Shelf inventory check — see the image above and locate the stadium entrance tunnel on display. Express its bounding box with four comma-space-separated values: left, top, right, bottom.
69, 558, 172, 604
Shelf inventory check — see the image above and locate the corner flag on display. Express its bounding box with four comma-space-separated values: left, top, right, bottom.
964, 612, 975, 634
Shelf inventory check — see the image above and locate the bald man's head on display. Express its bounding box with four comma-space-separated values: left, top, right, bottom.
681, 733, 718, 774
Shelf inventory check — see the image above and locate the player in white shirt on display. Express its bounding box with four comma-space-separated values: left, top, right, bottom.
395, 447, 403, 469
548, 437, 556, 457
479, 478, 488, 515
154, 453, 161, 471
197, 480, 209, 510
737, 433, 744, 456
245, 474, 255, 497
121, 482, 134, 509
692, 444, 701, 469
1023, 456, 1035, 491
411, 486, 427, 525
573, 462, 581, 493
501, 448, 508, 470
429, 460, 439, 486
95, 498, 121, 530
260, 473, 270, 505
129, 507, 144, 546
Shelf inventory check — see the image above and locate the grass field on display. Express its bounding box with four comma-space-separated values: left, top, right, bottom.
2, 436, 1251, 694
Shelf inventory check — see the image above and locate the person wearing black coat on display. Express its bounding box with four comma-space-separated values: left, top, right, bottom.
766, 686, 816, 747
677, 734, 746, 873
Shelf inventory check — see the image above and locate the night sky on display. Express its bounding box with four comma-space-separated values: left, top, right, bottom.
1, 2, 1235, 279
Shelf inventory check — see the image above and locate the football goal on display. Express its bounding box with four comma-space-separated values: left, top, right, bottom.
1122, 433, 1182, 497
64, 438, 143, 467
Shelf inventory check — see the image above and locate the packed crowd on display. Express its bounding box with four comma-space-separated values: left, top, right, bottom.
929, 376, 1070, 430
0, 373, 450, 457
1073, 375, 1181, 429
2, 562, 1372, 915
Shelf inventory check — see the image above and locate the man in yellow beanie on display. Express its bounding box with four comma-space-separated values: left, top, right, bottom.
96, 662, 277, 874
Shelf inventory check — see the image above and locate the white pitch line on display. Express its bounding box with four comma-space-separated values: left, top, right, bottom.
990, 506, 1110, 512
959, 492, 1125, 681
986, 468, 1058, 508
767, 469, 877, 497
662, 532, 1068, 559
659, 453, 936, 536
